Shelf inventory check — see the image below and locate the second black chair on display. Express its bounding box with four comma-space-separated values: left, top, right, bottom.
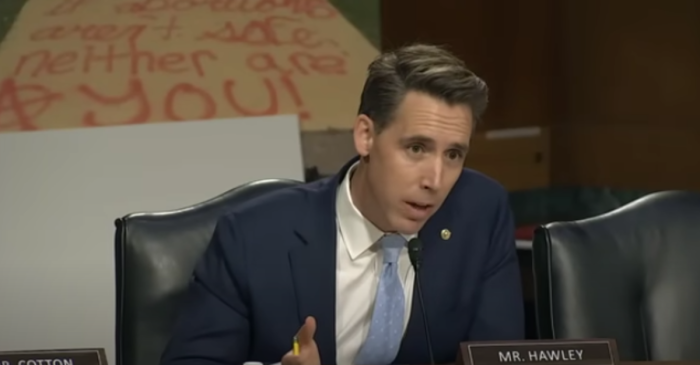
533, 191, 700, 361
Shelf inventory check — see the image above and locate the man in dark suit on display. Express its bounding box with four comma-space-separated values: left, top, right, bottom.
161, 44, 524, 365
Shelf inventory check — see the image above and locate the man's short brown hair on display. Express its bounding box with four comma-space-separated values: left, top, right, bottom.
357, 44, 488, 132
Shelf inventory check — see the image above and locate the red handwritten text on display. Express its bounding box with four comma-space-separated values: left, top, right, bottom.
45, 0, 88, 16
163, 83, 217, 121
29, 16, 333, 48
77, 79, 151, 126
114, 0, 337, 19
10, 1, 352, 131
13, 45, 346, 78
0, 78, 63, 131
13, 46, 217, 77
199, 16, 337, 48
246, 51, 346, 76
0, 75, 317, 130
30, 24, 147, 45
29, 17, 184, 44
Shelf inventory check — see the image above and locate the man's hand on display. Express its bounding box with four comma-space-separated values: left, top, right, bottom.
281, 317, 320, 365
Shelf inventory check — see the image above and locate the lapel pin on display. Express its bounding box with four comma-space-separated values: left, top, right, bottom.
440, 229, 451, 241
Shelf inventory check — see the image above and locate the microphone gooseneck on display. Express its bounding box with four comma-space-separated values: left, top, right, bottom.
407, 238, 435, 365
408, 238, 422, 271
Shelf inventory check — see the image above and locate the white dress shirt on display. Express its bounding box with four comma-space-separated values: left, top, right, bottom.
334, 163, 416, 365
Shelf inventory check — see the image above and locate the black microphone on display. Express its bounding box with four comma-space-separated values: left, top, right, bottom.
408, 238, 435, 365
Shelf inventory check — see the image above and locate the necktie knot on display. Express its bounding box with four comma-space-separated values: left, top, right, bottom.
380, 233, 405, 264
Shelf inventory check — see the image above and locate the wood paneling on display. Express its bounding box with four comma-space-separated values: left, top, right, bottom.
551, 124, 700, 190
466, 128, 550, 191
552, 0, 700, 189
560, 0, 700, 126
382, 0, 700, 190
381, 0, 559, 130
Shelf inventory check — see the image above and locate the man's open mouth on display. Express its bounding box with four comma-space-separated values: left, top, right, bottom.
406, 202, 432, 211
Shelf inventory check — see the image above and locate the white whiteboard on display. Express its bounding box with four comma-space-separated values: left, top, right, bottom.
0, 115, 304, 365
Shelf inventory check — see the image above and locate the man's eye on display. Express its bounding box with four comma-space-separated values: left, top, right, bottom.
447, 150, 464, 160
409, 145, 424, 154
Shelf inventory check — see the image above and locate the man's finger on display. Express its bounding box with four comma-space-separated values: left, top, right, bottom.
296, 316, 317, 345
280, 350, 301, 365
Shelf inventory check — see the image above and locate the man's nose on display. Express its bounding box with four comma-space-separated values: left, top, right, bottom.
420, 160, 443, 191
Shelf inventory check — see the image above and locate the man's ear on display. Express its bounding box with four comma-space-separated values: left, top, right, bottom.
353, 114, 375, 158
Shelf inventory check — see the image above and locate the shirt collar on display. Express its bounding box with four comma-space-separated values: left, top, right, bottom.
335, 162, 415, 260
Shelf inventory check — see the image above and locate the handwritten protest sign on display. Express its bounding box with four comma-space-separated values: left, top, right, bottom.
0, 0, 378, 132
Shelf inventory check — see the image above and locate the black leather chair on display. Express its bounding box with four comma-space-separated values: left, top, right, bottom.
532, 191, 700, 361
114, 179, 302, 365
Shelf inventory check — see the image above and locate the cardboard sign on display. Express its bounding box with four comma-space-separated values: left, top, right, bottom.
0, 349, 106, 365
457, 339, 618, 365
0, 0, 378, 133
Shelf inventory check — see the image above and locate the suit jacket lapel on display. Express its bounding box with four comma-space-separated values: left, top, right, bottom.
396, 198, 456, 363
288, 157, 360, 365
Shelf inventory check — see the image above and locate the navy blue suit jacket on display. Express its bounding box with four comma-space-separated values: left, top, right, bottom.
161, 158, 524, 365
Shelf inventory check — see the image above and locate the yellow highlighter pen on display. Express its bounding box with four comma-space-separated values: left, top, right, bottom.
292, 335, 300, 355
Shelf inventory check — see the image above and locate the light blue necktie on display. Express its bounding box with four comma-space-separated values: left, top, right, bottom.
354, 234, 406, 365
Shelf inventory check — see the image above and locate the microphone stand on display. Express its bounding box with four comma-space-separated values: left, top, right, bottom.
408, 238, 435, 365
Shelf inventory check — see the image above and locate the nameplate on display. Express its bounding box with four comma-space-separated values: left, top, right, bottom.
457, 339, 618, 365
0, 348, 107, 365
